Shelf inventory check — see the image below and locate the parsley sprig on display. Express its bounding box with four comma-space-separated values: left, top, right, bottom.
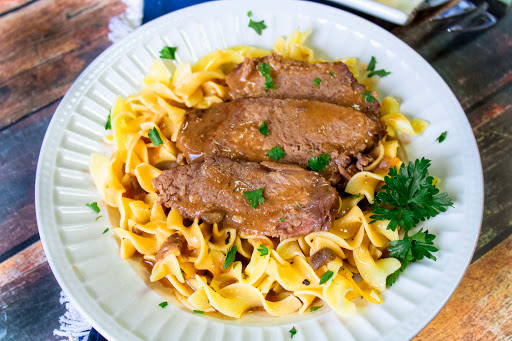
259, 120, 268, 136
367, 56, 391, 78
436, 131, 447, 143
247, 11, 267, 35
259, 63, 275, 91
148, 127, 163, 146
308, 154, 330, 172
268, 146, 284, 161
257, 245, 269, 256
386, 229, 438, 286
244, 188, 264, 208
223, 245, 237, 269
159, 46, 177, 60
370, 158, 453, 232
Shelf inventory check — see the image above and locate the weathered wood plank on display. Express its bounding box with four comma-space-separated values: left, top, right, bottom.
0, 242, 64, 341
0, 0, 36, 16
469, 82, 512, 261
392, 5, 512, 112
414, 234, 512, 340
0, 0, 125, 129
0, 102, 55, 260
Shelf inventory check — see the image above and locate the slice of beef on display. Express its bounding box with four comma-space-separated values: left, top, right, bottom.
152, 157, 339, 239
225, 53, 379, 115
177, 98, 386, 183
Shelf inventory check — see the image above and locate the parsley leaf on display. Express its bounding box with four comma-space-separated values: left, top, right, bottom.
105, 112, 111, 130
247, 10, 252, 17
259, 120, 268, 136
279, 218, 285, 222
310, 305, 323, 312
362, 91, 375, 103
370, 158, 454, 232
289, 327, 297, 338
148, 127, 163, 146
314, 77, 322, 86
387, 229, 438, 286
248, 18, 267, 35
159, 301, 168, 308
244, 188, 264, 208
159, 46, 177, 60
329, 72, 335, 77
257, 245, 269, 256
319, 270, 334, 285
368, 69, 391, 78
193, 310, 204, 314
95, 215, 103, 221
367, 56, 377, 71
223, 245, 237, 269
102, 228, 109, 234
259, 62, 274, 91
86, 202, 100, 213
436, 131, 447, 143
268, 145, 284, 161
308, 154, 330, 172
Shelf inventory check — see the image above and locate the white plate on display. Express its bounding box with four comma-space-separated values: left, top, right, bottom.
35, 1, 483, 340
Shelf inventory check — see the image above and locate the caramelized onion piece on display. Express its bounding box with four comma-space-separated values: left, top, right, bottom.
310, 247, 336, 270
155, 233, 182, 261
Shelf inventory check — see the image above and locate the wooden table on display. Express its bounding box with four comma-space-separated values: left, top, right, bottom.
0, 1, 510, 340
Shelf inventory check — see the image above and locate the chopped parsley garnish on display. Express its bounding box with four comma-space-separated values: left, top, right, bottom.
158, 301, 168, 308
148, 127, 163, 146
295, 202, 301, 208
268, 145, 284, 161
367, 56, 390, 77
314, 77, 322, 86
289, 327, 297, 338
257, 244, 269, 256
244, 188, 264, 208
279, 218, 285, 222
319, 270, 334, 285
370, 158, 453, 232
86, 202, 100, 213
362, 91, 375, 103
259, 120, 268, 136
367, 56, 377, 71
248, 16, 267, 35
102, 228, 109, 234
259, 63, 275, 91
436, 131, 447, 143
159, 46, 177, 60
223, 245, 237, 269
308, 154, 330, 172
386, 228, 438, 286
105, 112, 111, 130
310, 305, 323, 312
193, 310, 204, 314
95, 215, 103, 221
329, 72, 335, 77
368, 69, 391, 78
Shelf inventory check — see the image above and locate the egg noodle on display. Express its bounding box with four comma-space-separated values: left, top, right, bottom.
90, 30, 429, 318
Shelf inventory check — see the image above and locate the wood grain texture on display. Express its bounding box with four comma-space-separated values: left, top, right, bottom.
0, 102, 55, 261
414, 234, 512, 340
0, 0, 126, 129
0, 242, 64, 341
469, 82, 512, 261
392, 6, 512, 112
0, 0, 36, 16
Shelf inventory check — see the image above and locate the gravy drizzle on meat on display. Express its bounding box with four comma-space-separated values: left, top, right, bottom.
226, 53, 380, 116
152, 157, 339, 240
177, 98, 386, 183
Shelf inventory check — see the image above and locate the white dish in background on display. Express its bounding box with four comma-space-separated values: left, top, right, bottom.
35, 1, 483, 340
328, 0, 425, 25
